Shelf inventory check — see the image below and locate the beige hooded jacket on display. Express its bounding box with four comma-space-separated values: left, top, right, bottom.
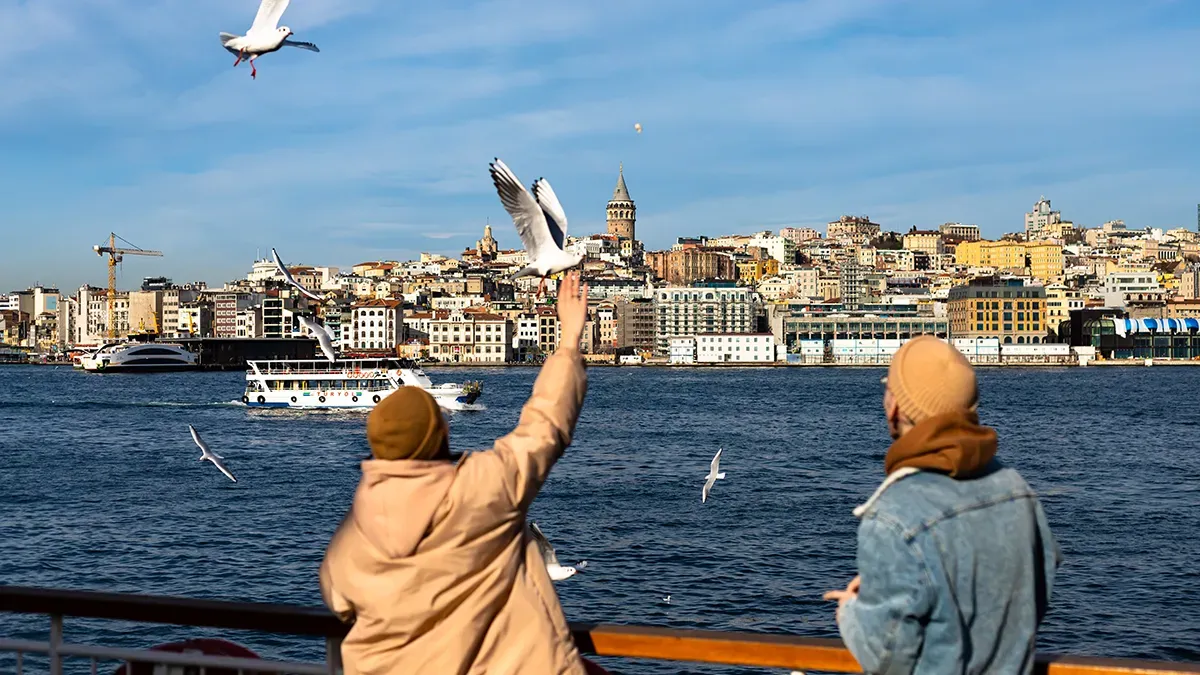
319, 350, 588, 675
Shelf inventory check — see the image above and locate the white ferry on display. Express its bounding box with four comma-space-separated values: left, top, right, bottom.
80, 342, 198, 372
243, 358, 482, 410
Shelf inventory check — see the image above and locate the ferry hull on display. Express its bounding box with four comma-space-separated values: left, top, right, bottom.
243, 389, 475, 410
243, 358, 480, 412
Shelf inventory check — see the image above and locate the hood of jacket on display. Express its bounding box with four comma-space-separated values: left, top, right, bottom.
884, 410, 998, 478
351, 458, 458, 559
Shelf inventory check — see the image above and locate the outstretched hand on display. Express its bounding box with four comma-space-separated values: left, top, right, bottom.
556, 271, 589, 352
822, 575, 860, 607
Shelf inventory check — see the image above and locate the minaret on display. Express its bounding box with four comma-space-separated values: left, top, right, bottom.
606, 162, 636, 241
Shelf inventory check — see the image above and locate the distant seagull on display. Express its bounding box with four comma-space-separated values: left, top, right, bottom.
271, 247, 324, 302
701, 448, 727, 503
219, 0, 319, 79
662, 595, 671, 604
530, 522, 585, 581
299, 314, 336, 363
634, 123, 642, 134
188, 425, 237, 483
488, 159, 583, 297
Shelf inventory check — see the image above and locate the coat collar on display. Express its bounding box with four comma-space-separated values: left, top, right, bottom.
852, 467, 921, 518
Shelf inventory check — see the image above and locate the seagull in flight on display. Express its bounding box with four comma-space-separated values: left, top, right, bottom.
701, 448, 726, 504
489, 159, 583, 297
530, 522, 586, 581
271, 248, 325, 302
188, 425, 237, 483
219, 0, 319, 79
299, 314, 337, 363
662, 595, 671, 604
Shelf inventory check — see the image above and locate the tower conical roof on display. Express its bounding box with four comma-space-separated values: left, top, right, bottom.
611, 162, 632, 202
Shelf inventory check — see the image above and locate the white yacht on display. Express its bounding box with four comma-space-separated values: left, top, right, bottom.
243, 358, 482, 410
80, 342, 198, 372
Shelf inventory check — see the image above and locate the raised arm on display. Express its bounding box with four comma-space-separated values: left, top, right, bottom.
490, 272, 589, 511
837, 517, 933, 674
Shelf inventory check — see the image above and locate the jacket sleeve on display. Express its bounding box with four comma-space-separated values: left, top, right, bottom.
838, 517, 933, 675
319, 513, 356, 623
491, 349, 587, 511
1034, 499, 1061, 625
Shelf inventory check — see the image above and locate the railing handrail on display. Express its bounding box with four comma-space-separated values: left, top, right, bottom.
2, 586, 1198, 674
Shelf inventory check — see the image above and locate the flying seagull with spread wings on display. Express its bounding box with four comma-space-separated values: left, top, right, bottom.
702, 448, 726, 503
530, 522, 587, 581
219, 0, 319, 79
188, 425, 238, 483
271, 247, 325, 302
299, 314, 337, 363
489, 159, 583, 297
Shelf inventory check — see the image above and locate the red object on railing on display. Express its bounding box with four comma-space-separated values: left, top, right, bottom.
111, 638, 261, 675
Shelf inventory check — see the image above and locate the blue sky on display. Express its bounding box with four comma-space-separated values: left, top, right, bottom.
2, 0, 1198, 292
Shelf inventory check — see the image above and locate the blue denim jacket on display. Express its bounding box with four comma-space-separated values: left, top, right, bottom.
838, 461, 1060, 674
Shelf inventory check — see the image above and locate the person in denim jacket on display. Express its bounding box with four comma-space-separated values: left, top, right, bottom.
825, 336, 1061, 674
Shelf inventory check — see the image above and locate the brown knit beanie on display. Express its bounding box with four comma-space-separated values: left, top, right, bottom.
366, 387, 449, 461
887, 336, 978, 423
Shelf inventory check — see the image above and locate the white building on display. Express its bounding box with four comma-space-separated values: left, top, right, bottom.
235, 307, 262, 338
756, 276, 795, 301
431, 296, 488, 311
429, 310, 513, 363
696, 333, 779, 363
350, 300, 403, 351
1102, 272, 1161, 307
246, 258, 283, 283
779, 266, 821, 300
748, 232, 796, 264
653, 286, 761, 354
669, 336, 696, 364
513, 313, 540, 360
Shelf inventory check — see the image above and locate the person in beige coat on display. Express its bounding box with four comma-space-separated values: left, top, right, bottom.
320, 271, 594, 675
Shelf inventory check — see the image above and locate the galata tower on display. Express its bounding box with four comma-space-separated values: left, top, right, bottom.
606, 163, 636, 241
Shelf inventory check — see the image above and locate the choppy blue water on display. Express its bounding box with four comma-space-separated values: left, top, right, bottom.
1, 364, 1198, 673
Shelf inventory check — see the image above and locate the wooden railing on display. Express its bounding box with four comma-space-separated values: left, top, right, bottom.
2, 586, 1198, 674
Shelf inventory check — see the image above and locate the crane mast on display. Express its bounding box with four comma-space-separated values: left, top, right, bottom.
93, 233, 163, 339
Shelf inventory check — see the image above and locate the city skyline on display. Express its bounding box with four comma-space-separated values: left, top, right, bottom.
2, 0, 1199, 292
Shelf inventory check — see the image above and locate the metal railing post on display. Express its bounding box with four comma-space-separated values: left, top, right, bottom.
325, 636, 342, 675
49, 614, 63, 675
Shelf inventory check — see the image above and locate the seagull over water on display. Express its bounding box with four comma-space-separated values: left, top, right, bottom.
188, 425, 237, 483
530, 522, 586, 581
299, 314, 337, 363
701, 448, 726, 504
271, 248, 325, 302
219, 0, 319, 79
489, 159, 584, 297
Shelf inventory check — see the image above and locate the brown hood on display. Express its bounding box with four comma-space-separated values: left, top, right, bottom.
884, 410, 998, 478
352, 458, 457, 559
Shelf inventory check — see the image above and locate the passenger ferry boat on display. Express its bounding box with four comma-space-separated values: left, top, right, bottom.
80, 342, 198, 372
243, 358, 482, 410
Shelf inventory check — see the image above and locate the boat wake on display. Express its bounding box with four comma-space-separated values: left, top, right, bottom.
442, 401, 487, 412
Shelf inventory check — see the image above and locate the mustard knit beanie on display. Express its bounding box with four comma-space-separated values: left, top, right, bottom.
887, 336, 978, 423
366, 387, 449, 461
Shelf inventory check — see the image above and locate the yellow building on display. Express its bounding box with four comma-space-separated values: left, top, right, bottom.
1044, 284, 1084, 336
948, 280, 1048, 344
902, 230, 945, 257
1026, 242, 1064, 282
954, 240, 1062, 282
737, 259, 779, 285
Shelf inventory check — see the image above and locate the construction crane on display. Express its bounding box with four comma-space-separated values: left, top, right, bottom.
93, 233, 163, 339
